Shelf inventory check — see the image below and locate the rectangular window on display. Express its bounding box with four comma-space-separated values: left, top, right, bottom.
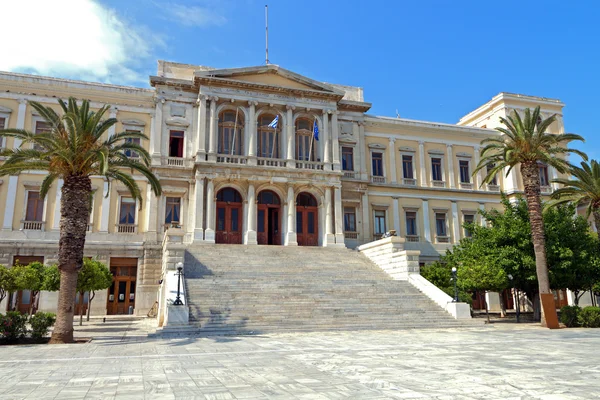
34, 121, 51, 151
342, 147, 354, 171
0, 117, 5, 147
487, 164, 498, 185
124, 130, 141, 159
463, 214, 475, 238
165, 197, 181, 225
374, 210, 386, 235
372, 152, 384, 177
344, 207, 356, 232
119, 197, 136, 225
539, 165, 549, 186
169, 130, 184, 158
435, 213, 447, 237
431, 158, 443, 181
405, 211, 417, 236
26, 191, 43, 221
459, 160, 470, 183
402, 155, 414, 179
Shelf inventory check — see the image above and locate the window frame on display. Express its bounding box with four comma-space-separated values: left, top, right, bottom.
459, 159, 471, 184
164, 196, 182, 227
218, 109, 244, 156
168, 130, 185, 158
462, 213, 476, 238
343, 206, 357, 232
0, 110, 10, 148
341, 146, 355, 172
32, 118, 52, 151
295, 117, 317, 161
373, 209, 387, 236
430, 155, 445, 185
371, 151, 385, 178
118, 196, 137, 226
257, 113, 280, 159
539, 163, 550, 187
405, 210, 418, 237
434, 211, 448, 240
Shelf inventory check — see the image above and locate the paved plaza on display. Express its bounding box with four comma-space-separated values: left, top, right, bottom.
0, 319, 599, 399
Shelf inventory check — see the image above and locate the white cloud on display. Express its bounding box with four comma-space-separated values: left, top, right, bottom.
0, 0, 159, 85
160, 3, 227, 27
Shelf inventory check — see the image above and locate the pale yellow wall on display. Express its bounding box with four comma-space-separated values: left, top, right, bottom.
0, 98, 19, 149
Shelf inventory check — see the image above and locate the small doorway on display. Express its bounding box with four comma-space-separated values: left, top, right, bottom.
216, 188, 243, 244
8, 256, 44, 314
107, 258, 138, 315
296, 192, 319, 246
257, 190, 281, 245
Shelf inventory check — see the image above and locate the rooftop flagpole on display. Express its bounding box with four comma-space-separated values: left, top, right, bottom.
265, 5, 269, 65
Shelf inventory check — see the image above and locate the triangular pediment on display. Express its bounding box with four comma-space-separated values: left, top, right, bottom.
194, 65, 343, 95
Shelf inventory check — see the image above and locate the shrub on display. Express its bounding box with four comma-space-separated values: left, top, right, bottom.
559, 305, 581, 327
0, 311, 28, 341
578, 306, 600, 328
29, 312, 56, 340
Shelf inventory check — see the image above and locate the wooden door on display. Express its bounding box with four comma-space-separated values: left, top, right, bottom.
107, 258, 138, 315
257, 205, 281, 245
216, 203, 243, 244
553, 289, 569, 309
471, 291, 486, 310
296, 207, 318, 246
502, 289, 515, 310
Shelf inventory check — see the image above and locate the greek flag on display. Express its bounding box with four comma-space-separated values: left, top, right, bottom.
268, 115, 279, 128
313, 120, 319, 141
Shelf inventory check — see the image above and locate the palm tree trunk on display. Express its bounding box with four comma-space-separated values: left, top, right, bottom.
49, 175, 91, 344
520, 161, 557, 328
593, 210, 600, 241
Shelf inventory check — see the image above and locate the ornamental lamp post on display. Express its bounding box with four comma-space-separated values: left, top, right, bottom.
508, 273, 520, 323
173, 262, 184, 306
451, 266, 458, 302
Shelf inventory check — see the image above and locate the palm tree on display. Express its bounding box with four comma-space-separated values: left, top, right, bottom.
0, 98, 161, 343
549, 159, 600, 235
474, 106, 585, 327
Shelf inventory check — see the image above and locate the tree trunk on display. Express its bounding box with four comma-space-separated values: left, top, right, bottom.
520, 161, 557, 327
79, 292, 84, 326
574, 290, 580, 306
593, 210, 600, 241
483, 291, 490, 323
499, 294, 506, 318
49, 175, 91, 344
87, 291, 95, 322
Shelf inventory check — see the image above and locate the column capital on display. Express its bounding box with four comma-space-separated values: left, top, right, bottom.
210, 96, 219, 102
331, 110, 339, 115
357, 121, 365, 127
248, 100, 259, 107
474, 145, 480, 151
286, 104, 296, 111
322, 109, 330, 116
446, 143, 453, 149
389, 137, 396, 143
418, 140, 425, 146
154, 96, 165, 105
18, 98, 28, 105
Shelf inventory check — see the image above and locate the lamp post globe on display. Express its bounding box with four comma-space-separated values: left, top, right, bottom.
451, 266, 458, 302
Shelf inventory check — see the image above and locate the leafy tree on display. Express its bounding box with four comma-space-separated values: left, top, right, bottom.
42, 265, 61, 292
0, 265, 14, 304
9, 263, 44, 313
420, 262, 471, 304
0, 98, 161, 343
475, 106, 585, 327
76, 259, 112, 325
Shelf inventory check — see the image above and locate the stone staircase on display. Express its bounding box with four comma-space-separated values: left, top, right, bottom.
182, 245, 475, 335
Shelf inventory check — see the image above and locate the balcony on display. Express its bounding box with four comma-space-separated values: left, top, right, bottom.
541, 186, 552, 194
343, 171, 357, 179
344, 231, 358, 239
163, 222, 183, 233
405, 235, 420, 242
402, 178, 417, 186
217, 155, 248, 165
436, 235, 450, 243
257, 157, 286, 167
487, 184, 500, 192
460, 182, 473, 190
431, 180, 445, 188
21, 220, 44, 231
161, 156, 193, 168
295, 160, 324, 170
371, 176, 386, 184
116, 224, 137, 234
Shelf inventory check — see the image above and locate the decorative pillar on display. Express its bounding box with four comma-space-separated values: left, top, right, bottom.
358, 122, 368, 181
422, 199, 431, 242
418, 141, 427, 187
361, 191, 371, 243
2, 175, 19, 231
52, 179, 64, 230
322, 110, 330, 169
151, 97, 164, 164
479, 203, 486, 228
446, 144, 455, 189
550, 167, 559, 191
13, 99, 27, 148
193, 177, 205, 241
324, 187, 335, 246
99, 181, 110, 233
388, 137, 397, 184
196, 95, 207, 159
451, 201, 460, 242
204, 179, 216, 242
207, 97, 218, 162
504, 166, 519, 195
108, 107, 117, 137
285, 185, 297, 245
247, 101, 258, 166
392, 197, 401, 235
331, 111, 341, 170
286, 105, 295, 168
333, 186, 345, 245
144, 184, 158, 243
473, 145, 481, 190
245, 183, 258, 245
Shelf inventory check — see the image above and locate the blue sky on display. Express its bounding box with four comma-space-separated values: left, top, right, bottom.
3, 0, 598, 160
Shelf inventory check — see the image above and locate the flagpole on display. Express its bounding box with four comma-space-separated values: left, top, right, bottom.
231, 107, 239, 155
270, 114, 278, 158
265, 5, 269, 65
308, 118, 315, 162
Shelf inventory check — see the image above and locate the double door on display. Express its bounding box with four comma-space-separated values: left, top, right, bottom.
296, 206, 318, 246
107, 259, 137, 315
258, 205, 281, 245
216, 202, 243, 244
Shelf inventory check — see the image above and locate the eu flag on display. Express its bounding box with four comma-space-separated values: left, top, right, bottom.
313, 120, 319, 141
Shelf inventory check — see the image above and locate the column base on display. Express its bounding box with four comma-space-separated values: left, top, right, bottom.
285, 232, 298, 246
244, 230, 258, 245
196, 151, 207, 162
286, 160, 296, 168
204, 229, 216, 243
325, 233, 336, 246
334, 233, 345, 245
360, 173, 368, 181
151, 154, 161, 166
324, 163, 332, 171
333, 163, 341, 171
247, 156, 257, 166
193, 229, 204, 242
207, 153, 217, 163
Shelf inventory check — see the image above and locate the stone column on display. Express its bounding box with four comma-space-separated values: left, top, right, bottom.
186, 180, 196, 243
285, 185, 297, 245
422, 199, 431, 242
451, 201, 460, 242
324, 187, 335, 246
207, 96, 219, 162
286, 105, 295, 168
392, 196, 401, 235
193, 177, 205, 241
196, 95, 207, 159
473, 145, 481, 190
331, 111, 341, 171
479, 203, 486, 228
144, 184, 158, 243
388, 137, 397, 184
108, 108, 117, 138
52, 179, 64, 230
334, 186, 344, 245
204, 179, 216, 242
550, 167, 560, 191
99, 181, 110, 233
418, 141, 427, 187
358, 122, 368, 181
151, 97, 164, 165
322, 110, 330, 169
13, 99, 27, 148
361, 191, 371, 243
504, 166, 520, 195
247, 101, 258, 166
446, 144, 455, 189
245, 183, 258, 245
2, 175, 18, 231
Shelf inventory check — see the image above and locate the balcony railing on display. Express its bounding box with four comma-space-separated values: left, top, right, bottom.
405, 235, 420, 242
402, 178, 417, 186
161, 156, 193, 168
431, 180, 445, 188
116, 224, 137, 234
436, 235, 450, 243
21, 220, 44, 230
295, 160, 324, 170
217, 155, 248, 165
373, 233, 383, 241
371, 176, 385, 184
541, 186, 552, 194
343, 171, 357, 179
460, 182, 473, 190
257, 157, 286, 167
487, 184, 500, 192
163, 222, 183, 232
344, 232, 358, 239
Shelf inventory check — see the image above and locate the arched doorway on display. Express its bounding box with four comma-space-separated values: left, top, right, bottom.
216, 188, 243, 244
296, 192, 318, 246
257, 190, 281, 245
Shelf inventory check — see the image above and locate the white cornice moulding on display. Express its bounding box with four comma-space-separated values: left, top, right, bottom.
165, 117, 190, 127
0, 106, 12, 113
368, 143, 386, 150
456, 152, 472, 158
399, 146, 415, 152
428, 149, 445, 155
121, 119, 146, 127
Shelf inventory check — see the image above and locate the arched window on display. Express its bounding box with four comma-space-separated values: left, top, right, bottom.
258, 114, 280, 159
216, 188, 242, 203
296, 192, 317, 207
295, 118, 316, 161
257, 190, 281, 205
218, 110, 244, 155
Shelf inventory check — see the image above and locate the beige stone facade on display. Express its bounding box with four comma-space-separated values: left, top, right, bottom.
0, 61, 567, 315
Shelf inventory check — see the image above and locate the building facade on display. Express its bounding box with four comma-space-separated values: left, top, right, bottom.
0, 61, 569, 315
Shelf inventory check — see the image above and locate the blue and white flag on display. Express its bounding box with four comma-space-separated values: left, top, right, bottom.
268, 115, 279, 128
313, 120, 319, 141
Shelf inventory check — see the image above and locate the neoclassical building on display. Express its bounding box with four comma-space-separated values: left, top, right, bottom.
0, 61, 568, 315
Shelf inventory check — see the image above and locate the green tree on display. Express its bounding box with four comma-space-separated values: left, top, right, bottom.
475, 106, 585, 327
9, 263, 44, 314
0, 98, 161, 343
420, 262, 471, 304
0, 265, 14, 304
76, 259, 113, 325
